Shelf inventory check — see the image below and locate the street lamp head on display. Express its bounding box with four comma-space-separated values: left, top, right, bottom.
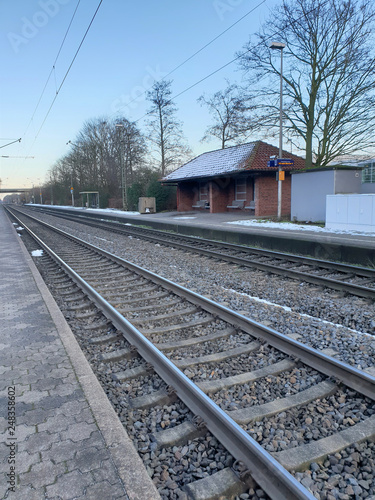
269, 42, 286, 50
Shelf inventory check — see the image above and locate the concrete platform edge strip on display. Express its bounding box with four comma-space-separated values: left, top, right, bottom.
273, 413, 375, 471
14, 228, 161, 500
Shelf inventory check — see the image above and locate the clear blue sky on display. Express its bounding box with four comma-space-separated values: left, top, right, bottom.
0, 0, 279, 193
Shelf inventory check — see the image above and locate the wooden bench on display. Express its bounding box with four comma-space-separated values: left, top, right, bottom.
245, 200, 255, 211
192, 200, 209, 209
227, 200, 245, 209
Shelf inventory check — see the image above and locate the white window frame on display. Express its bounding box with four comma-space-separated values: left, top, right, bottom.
199, 182, 209, 201
235, 177, 247, 201
362, 161, 375, 183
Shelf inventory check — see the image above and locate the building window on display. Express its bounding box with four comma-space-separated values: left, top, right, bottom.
199, 182, 209, 201
362, 161, 375, 183
235, 178, 247, 201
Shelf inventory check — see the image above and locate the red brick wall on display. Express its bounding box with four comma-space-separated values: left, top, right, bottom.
282, 175, 292, 216
210, 178, 232, 213
177, 183, 197, 211
255, 174, 291, 216
245, 177, 254, 205
176, 173, 291, 216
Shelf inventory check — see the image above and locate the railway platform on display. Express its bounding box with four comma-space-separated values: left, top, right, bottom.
24, 204, 375, 255
0, 208, 160, 498
49, 206, 374, 266
132, 210, 375, 250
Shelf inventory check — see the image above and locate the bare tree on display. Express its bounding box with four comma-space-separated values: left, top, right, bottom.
114, 118, 147, 185
146, 80, 191, 176
48, 117, 147, 206
238, 0, 375, 167
198, 81, 255, 149
114, 118, 147, 208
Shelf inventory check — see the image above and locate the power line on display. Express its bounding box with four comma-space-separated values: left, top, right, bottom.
22, 0, 82, 139
25, 0, 331, 179
111, 0, 266, 117
134, 0, 331, 125
133, 47, 253, 125
25, 0, 264, 151
164, 0, 266, 81
29, 0, 103, 151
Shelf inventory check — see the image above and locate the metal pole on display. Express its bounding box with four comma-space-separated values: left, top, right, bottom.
116, 123, 128, 211
120, 145, 125, 210
124, 142, 128, 211
70, 171, 75, 206
277, 47, 284, 220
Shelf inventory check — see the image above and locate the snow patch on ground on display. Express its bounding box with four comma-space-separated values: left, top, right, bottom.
27, 204, 140, 216
226, 219, 375, 236
173, 217, 197, 220
223, 287, 372, 338
31, 249, 43, 257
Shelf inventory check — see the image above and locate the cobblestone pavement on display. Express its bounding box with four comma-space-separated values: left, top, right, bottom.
0, 213, 134, 499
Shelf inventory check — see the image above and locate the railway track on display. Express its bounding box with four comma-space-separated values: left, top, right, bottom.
20, 205, 375, 300
6, 206, 375, 500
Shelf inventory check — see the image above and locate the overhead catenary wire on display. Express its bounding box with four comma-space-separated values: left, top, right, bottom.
22, 0, 82, 139
23, 0, 332, 180
132, 42, 264, 125
25, 0, 266, 160
111, 0, 266, 117
27, 0, 103, 155
133, 0, 331, 126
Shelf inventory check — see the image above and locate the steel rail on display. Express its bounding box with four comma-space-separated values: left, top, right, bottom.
28, 205, 375, 276
8, 209, 315, 500
22, 205, 375, 299
9, 207, 375, 399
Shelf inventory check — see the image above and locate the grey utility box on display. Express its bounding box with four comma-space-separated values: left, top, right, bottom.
291, 166, 362, 222
138, 197, 156, 214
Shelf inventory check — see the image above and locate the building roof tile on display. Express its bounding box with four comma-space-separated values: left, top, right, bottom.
162, 141, 306, 182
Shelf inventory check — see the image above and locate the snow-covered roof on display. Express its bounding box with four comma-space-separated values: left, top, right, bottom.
162, 141, 306, 182
163, 142, 256, 182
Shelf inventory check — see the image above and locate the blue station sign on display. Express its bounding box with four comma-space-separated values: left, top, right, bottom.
267, 158, 295, 168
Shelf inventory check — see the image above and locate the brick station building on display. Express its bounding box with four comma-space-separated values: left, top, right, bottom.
162, 141, 306, 216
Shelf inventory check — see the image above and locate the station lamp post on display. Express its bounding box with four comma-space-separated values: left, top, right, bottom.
37, 178, 43, 204
27, 178, 35, 203
66, 141, 76, 207
270, 41, 286, 220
